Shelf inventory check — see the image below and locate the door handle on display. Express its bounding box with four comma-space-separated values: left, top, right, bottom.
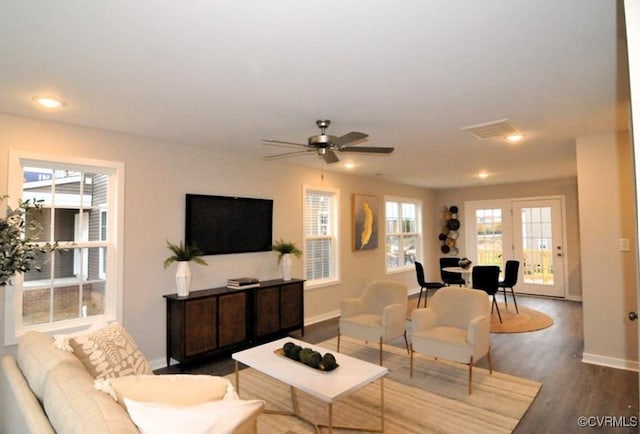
629, 311, 638, 321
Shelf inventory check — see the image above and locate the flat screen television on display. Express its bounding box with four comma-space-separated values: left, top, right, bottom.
185, 194, 273, 256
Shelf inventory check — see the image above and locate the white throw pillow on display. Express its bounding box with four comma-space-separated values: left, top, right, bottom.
94, 374, 237, 407
124, 397, 264, 434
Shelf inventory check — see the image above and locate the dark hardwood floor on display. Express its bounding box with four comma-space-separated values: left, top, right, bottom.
157, 295, 639, 434
479, 296, 638, 434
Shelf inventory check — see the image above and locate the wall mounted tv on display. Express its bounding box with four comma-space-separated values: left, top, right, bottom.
185, 194, 273, 256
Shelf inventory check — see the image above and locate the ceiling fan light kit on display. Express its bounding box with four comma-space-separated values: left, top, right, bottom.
263, 119, 394, 164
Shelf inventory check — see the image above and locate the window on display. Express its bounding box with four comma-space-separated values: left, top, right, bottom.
303, 186, 339, 287
474, 207, 503, 267
5, 151, 124, 343
385, 197, 421, 271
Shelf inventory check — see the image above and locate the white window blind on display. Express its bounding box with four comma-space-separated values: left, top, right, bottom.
303, 187, 339, 285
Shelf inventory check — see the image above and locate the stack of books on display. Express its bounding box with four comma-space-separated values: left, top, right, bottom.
227, 277, 260, 289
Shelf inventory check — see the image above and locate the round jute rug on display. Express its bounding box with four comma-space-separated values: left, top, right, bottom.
490, 303, 553, 333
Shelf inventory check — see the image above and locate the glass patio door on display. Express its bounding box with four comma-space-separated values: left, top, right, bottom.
464, 201, 513, 268
465, 197, 566, 297
512, 198, 565, 297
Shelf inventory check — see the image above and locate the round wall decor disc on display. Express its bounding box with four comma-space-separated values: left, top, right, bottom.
447, 219, 460, 230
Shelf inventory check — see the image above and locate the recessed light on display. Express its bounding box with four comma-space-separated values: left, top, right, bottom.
344, 162, 355, 169
505, 133, 524, 143
478, 171, 489, 179
33, 96, 65, 110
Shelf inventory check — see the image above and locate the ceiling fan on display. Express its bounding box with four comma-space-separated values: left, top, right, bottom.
263, 119, 395, 164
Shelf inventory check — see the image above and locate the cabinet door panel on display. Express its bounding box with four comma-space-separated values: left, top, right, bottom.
255, 287, 280, 337
219, 292, 247, 347
280, 283, 303, 329
184, 298, 217, 356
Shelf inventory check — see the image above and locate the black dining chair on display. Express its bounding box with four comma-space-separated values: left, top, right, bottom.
439, 257, 466, 286
498, 260, 520, 313
414, 261, 444, 308
472, 265, 502, 323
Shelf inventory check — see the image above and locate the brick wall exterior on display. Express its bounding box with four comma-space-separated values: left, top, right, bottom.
22, 283, 105, 325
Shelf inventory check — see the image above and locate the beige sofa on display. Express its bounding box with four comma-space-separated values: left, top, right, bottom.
0, 330, 263, 434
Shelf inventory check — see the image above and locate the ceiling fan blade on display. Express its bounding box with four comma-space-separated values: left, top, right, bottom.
340, 146, 395, 154
322, 149, 340, 164
332, 131, 368, 147
263, 142, 309, 151
262, 139, 308, 148
264, 149, 315, 161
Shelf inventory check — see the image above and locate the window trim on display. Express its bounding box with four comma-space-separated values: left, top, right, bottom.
384, 195, 422, 273
99, 209, 107, 280
4, 151, 125, 345
302, 185, 340, 289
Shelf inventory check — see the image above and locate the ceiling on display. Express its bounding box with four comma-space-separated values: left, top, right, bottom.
0, 1, 630, 189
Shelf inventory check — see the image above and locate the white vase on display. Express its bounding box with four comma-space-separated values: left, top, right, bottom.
281, 253, 292, 281
176, 261, 192, 296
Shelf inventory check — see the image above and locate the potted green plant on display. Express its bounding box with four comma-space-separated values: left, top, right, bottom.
163, 240, 207, 296
272, 238, 302, 281
0, 195, 57, 287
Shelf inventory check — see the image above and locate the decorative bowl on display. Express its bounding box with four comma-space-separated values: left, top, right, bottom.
458, 258, 472, 269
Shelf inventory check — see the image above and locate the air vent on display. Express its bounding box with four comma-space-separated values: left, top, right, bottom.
461, 119, 520, 140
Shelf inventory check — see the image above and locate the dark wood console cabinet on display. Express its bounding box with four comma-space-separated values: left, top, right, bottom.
164, 279, 304, 366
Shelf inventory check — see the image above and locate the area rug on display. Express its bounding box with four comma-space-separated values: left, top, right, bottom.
490, 303, 554, 333
409, 301, 554, 334
228, 336, 541, 433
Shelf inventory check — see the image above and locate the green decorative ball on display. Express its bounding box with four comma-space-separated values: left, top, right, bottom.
322, 352, 338, 371
305, 351, 322, 368
283, 342, 302, 360
299, 348, 314, 364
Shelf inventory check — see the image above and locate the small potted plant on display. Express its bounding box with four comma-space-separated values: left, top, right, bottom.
272, 238, 302, 281
1, 195, 57, 287
164, 240, 207, 296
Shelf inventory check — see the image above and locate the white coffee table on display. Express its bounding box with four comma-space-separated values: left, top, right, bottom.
232, 337, 388, 433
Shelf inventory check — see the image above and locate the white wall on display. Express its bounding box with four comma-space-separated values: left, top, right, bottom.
577, 131, 638, 370
0, 113, 435, 364
625, 0, 640, 373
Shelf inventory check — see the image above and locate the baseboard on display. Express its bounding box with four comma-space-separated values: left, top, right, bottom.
305, 309, 340, 326
582, 352, 639, 372
149, 357, 171, 370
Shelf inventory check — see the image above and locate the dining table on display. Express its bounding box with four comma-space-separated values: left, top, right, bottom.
442, 266, 473, 287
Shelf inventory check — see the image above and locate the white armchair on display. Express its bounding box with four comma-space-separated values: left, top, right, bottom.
409, 286, 492, 394
337, 280, 409, 365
